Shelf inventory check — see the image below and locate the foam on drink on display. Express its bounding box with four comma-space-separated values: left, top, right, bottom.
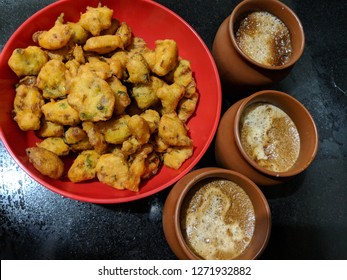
240, 103, 300, 172
235, 11, 292, 67
180, 178, 255, 260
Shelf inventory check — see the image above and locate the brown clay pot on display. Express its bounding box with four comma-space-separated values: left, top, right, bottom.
212, 0, 305, 88
215, 90, 319, 186
162, 167, 271, 260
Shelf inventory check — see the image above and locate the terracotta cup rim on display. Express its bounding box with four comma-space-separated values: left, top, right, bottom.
169, 167, 271, 260
234, 90, 319, 178
229, 0, 305, 70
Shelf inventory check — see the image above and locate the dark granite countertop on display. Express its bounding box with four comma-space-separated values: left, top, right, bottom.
1, 0, 346, 260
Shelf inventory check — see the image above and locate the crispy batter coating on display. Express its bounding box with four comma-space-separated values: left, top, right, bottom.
126, 53, 150, 84
81, 57, 112, 80
8, 46, 48, 77
78, 5, 113, 36
64, 126, 87, 144
96, 151, 129, 190
36, 137, 70, 156
37, 120, 64, 138
157, 82, 185, 114
69, 137, 93, 152
37, 59, 67, 99
115, 22, 132, 49
140, 109, 160, 134
142, 151, 161, 179
132, 76, 165, 109
163, 146, 193, 170
67, 70, 115, 122
177, 92, 199, 123
158, 113, 192, 146
68, 150, 100, 182
13, 84, 44, 131
84, 35, 123, 54
41, 99, 80, 126
127, 115, 151, 144
67, 22, 89, 45
98, 115, 131, 145
152, 39, 178, 76
26, 147, 64, 179
82, 121, 108, 154
101, 19, 120, 35
108, 76, 131, 115
127, 144, 154, 192
35, 13, 72, 50
173, 59, 197, 98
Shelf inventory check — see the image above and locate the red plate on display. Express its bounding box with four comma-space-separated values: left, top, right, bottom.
0, 0, 221, 203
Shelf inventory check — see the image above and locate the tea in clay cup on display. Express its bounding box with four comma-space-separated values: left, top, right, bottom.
162, 167, 271, 260
215, 90, 318, 186
212, 0, 305, 88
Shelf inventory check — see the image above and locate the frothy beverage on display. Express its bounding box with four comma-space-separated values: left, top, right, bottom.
240, 103, 300, 172
180, 178, 255, 260
235, 11, 292, 67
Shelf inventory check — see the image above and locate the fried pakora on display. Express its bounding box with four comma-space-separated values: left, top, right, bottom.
41, 99, 80, 126
37, 59, 67, 99
26, 147, 64, 179
68, 150, 100, 182
13, 84, 44, 131
78, 5, 113, 36
67, 70, 115, 122
36, 137, 70, 156
158, 113, 192, 146
34, 13, 72, 50
8, 46, 48, 77
9, 3, 199, 192
152, 39, 178, 76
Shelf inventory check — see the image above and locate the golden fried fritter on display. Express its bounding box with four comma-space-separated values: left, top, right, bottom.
115, 22, 132, 49
64, 126, 87, 145
83, 35, 123, 54
8, 46, 48, 77
68, 150, 100, 182
78, 5, 113, 36
108, 76, 131, 115
152, 39, 178, 76
41, 99, 80, 126
127, 115, 151, 144
67, 70, 115, 122
132, 76, 165, 109
36, 137, 70, 156
96, 151, 129, 190
26, 147, 64, 179
80, 57, 112, 80
142, 151, 161, 179
82, 121, 108, 154
158, 113, 192, 146
98, 115, 131, 145
157, 82, 185, 114
37, 59, 67, 99
163, 146, 193, 170
177, 92, 199, 123
13, 84, 44, 131
140, 109, 160, 134
127, 144, 154, 192
173, 59, 197, 98
67, 22, 90, 45
126, 53, 150, 84
37, 120, 64, 138
35, 13, 72, 50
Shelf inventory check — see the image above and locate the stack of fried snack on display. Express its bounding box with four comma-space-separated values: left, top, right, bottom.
8, 4, 198, 192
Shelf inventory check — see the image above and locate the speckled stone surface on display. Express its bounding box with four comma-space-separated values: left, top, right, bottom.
1, 0, 346, 260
